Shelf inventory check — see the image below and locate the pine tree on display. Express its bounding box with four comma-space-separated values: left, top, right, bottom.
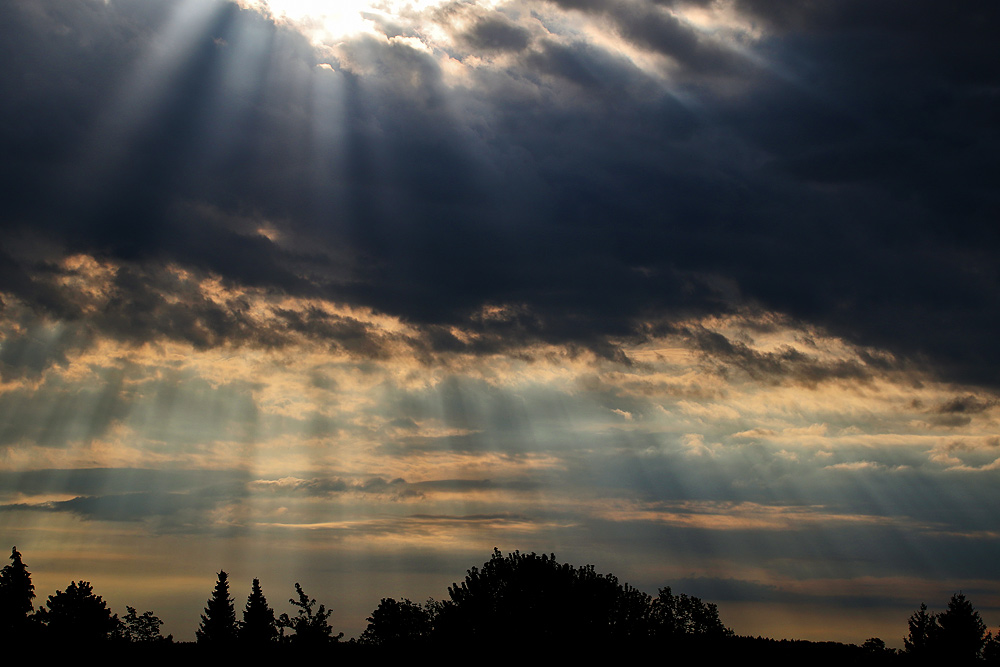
196, 570, 238, 644
241, 578, 277, 644
0, 546, 35, 636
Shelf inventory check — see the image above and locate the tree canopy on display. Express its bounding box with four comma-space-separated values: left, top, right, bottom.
277, 583, 342, 646
938, 593, 987, 661
904, 594, 988, 661
35, 580, 118, 642
118, 605, 168, 643
652, 586, 732, 640
358, 597, 435, 646
434, 548, 732, 645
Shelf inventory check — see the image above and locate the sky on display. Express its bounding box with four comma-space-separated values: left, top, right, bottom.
1, 0, 999, 646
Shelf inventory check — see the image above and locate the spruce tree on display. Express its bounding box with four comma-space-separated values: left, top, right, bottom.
196, 570, 238, 644
241, 578, 277, 644
0, 547, 35, 637
904, 602, 939, 657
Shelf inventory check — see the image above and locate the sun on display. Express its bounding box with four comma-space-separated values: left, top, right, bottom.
239, 0, 374, 41
241, 0, 453, 44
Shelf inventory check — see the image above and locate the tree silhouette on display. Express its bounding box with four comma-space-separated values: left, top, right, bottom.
241, 577, 277, 645
196, 570, 238, 644
652, 586, 732, 639
984, 631, 1000, 663
861, 637, 889, 656
118, 605, 168, 643
35, 580, 117, 642
0, 546, 35, 637
436, 548, 732, 646
904, 602, 938, 657
359, 597, 434, 646
440, 549, 602, 641
937, 593, 986, 661
277, 583, 342, 646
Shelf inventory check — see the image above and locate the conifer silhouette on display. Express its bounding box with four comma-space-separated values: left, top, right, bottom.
938, 592, 987, 661
241, 577, 277, 644
0, 546, 35, 636
196, 570, 238, 644
904, 602, 938, 656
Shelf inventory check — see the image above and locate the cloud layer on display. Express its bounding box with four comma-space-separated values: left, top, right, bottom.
2, 0, 999, 644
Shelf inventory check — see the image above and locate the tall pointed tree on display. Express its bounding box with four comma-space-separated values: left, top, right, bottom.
0, 546, 35, 637
904, 602, 939, 657
196, 570, 238, 644
241, 578, 277, 645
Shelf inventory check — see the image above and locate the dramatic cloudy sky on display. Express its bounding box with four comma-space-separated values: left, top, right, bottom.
2, 0, 999, 644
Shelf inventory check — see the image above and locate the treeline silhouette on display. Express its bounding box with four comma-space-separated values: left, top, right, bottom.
2, 545, 998, 662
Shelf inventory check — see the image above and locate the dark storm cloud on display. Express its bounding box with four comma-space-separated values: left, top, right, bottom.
459, 16, 532, 53
920, 395, 996, 428
0, 467, 250, 521
2, 0, 999, 386
2, 491, 222, 522
547, 0, 747, 78
0, 467, 246, 496
254, 474, 544, 498
251, 475, 418, 499
410, 478, 543, 492
682, 326, 903, 387
935, 395, 996, 415
0, 315, 94, 381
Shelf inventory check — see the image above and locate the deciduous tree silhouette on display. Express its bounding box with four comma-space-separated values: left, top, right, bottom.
861, 637, 889, 656
241, 577, 277, 645
118, 605, 168, 643
196, 570, 238, 644
436, 548, 732, 646
35, 580, 117, 642
277, 583, 342, 646
358, 597, 435, 646
652, 586, 732, 639
0, 546, 35, 637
